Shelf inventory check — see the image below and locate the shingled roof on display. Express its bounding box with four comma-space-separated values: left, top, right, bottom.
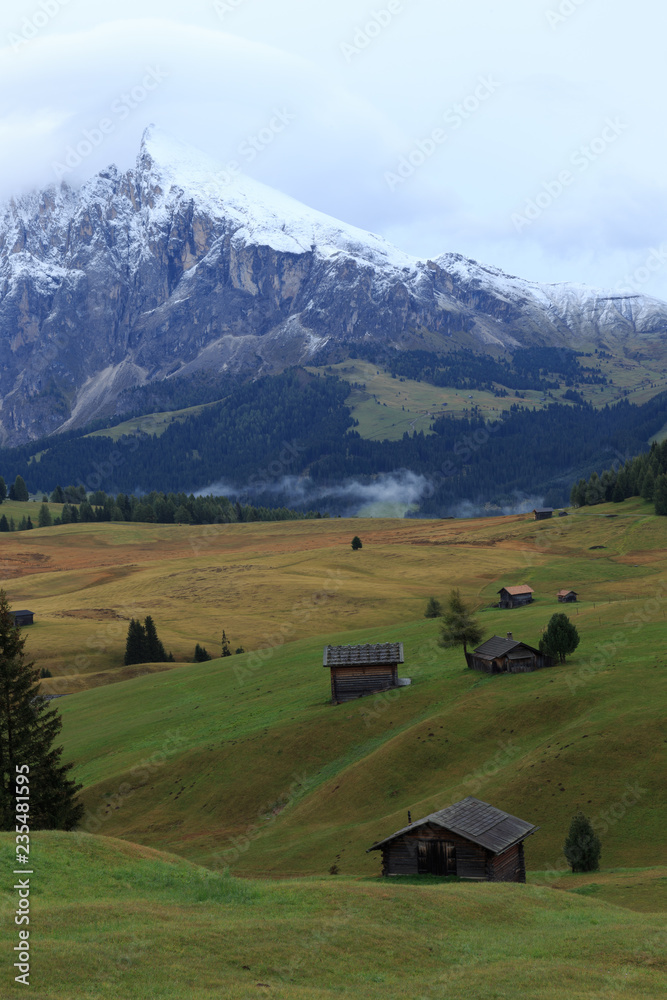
498, 585, 534, 596
368, 796, 539, 855
323, 643, 404, 667
557, 589, 578, 597
473, 635, 540, 659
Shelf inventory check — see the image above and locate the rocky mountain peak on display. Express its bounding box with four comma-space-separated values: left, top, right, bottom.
0, 127, 666, 446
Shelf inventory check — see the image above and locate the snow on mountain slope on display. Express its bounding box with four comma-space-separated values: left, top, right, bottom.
1, 124, 666, 445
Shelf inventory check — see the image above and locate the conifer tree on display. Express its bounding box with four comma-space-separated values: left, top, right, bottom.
12, 476, 29, 502
655, 474, 667, 516
438, 589, 484, 655
38, 503, 52, 528
0, 477, 6, 502
221, 630, 232, 657
563, 811, 601, 872
424, 596, 443, 619
0, 590, 83, 830
143, 616, 167, 662
50, 485, 65, 504
351, 536, 363, 550
124, 619, 147, 666
0, 516, 8, 533
193, 644, 212, 662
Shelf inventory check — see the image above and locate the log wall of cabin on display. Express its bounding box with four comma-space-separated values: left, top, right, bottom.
331, 664, 397, 703
380, 825, 489, 880
487, 843, 526, 883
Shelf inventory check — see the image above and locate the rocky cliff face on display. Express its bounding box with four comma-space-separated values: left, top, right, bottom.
1, 125, 666, 445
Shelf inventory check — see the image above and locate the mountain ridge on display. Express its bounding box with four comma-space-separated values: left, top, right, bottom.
1, 124, 666, 445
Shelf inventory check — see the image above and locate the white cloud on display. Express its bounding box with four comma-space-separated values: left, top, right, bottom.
0, 1, 665, 297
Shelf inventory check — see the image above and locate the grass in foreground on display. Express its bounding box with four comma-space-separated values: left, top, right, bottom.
0, 833, 663, 1000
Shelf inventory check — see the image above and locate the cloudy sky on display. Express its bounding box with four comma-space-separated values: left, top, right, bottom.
1, 0, 666, 297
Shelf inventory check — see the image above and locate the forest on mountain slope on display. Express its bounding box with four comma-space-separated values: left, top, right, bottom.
3, 370, 667, 515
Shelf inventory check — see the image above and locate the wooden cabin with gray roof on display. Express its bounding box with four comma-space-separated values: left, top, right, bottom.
466, 633, 554, 673
323, 643, 407, 704
368, 797, 538, 882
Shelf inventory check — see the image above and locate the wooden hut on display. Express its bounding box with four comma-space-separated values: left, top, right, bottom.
12, 610, 34, 627
368, 796, 539, 882
498, 585, 534, 609
533, 508, 554, 520
557, 589, 578, 603
324, 643, 405, 704
466, 633, 554, 673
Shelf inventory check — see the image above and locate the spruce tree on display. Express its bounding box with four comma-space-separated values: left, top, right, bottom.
221, 630, 232, 657
13, 476, 29, 502
563, 811, 601, 872
424, 596, 443, 619
0, 476, 5, 502
0, 516, 8, 533
351, 536, 363, 550
50, 485, 65, 504
438, 589, 484, 656
0, 591, 83, 830
193, 644, 212, 663
124, 619, 147, 666
655, 475, 667, 516
38, 504, 52, 528
143, 616, 167, 663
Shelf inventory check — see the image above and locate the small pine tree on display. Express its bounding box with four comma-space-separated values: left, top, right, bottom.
38, 503, 52, 528
26, 516, 33, 530
351, 536, 363, 551
438, 589, 484, 656
0, 515, 8, 533
235, 647, 245, 655
539, 613, 580, 663
50, 485, 65, 504
221, 630, 232, 657
563, 811, 601, 872
0, 477, 6, 502
424, 596, 443, 619
124, 619, 147, 666
193, 644, 212, 662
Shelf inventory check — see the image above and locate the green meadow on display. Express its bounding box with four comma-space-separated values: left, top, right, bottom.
0, 498, 665, 997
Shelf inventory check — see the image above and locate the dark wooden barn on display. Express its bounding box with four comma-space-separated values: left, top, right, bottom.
557, 589, 578, 603
12, 610, 34, 627
466, 633, 554, 673
324, 643, 405, 704
533, 508, 554, 520
498, 585, 534, 609
368, 797, 539, 882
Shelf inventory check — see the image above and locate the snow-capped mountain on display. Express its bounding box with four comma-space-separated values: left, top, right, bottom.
1, 125, 666, 445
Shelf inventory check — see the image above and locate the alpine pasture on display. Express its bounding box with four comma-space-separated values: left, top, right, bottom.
0, 499, 665, 998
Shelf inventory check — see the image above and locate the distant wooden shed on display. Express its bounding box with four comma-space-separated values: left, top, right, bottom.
498, 585, 534, 609
557, 589, 578, 603
324, 643, 405, 704
368, 796, 539, 882
12, 610, 34, 627
533, 508, 554, 520
466, 634, 554, 673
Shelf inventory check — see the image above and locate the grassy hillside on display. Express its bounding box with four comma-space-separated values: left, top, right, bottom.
1, 498, 660, 880
0, 833, 663, 1000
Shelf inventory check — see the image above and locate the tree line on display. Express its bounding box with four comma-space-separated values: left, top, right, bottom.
2, 372, 667, 515
570, 438, 667, 514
